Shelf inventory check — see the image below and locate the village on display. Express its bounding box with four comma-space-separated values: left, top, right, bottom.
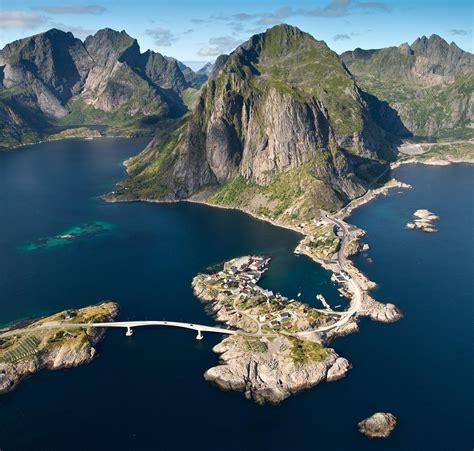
193, 255, 354, 336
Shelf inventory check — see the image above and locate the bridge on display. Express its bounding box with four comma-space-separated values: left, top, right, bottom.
0, 320, 239, 341
0, 215, 365, 343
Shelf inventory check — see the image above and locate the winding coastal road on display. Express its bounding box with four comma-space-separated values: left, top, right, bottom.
1, 216, 364, 341
297, 215, 363, 335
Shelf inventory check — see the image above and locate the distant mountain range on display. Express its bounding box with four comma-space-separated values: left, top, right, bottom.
1, 24, 472, 219
341, 35, 474, 138
0, 28, 209, 148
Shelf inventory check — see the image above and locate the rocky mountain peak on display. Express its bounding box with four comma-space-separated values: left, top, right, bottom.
84, 28, 139, 67
0, 28, 92, 102
116, 24, 407, 219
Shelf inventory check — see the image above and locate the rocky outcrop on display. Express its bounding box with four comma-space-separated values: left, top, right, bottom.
116, 25, 407, 219
342, 35, 473, 86
359, 295, 404, 323
358, 412, 397, 438
0, 302, 118, 395
327, 357, 352, 381
204, 335, 349, 404
406, 209, 439, 232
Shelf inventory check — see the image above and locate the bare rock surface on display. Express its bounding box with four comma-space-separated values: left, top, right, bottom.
359, 295, 404, 323
204, 335, 348, 404
327, 357, 352, 382
406, 209, 439, 232
358, 412, 397, 438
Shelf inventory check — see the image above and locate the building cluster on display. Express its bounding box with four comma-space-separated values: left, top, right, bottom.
205, 256, 311, 330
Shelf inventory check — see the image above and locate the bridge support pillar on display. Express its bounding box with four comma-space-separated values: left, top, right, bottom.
196, 330, 203, 340
125, 327, 133, 337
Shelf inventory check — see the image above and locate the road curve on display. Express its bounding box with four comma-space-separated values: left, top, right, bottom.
297, 215, 363, 335
1, 217, 363, 341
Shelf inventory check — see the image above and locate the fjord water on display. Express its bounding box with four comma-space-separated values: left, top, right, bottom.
0, 139, 472, 450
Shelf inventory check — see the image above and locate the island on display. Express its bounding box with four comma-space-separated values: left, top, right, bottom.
0, 213, 403, 404
358, 412, 397, 438
192, 247, 402, 403
0, 302, 118, 395
406, 209, 439, 232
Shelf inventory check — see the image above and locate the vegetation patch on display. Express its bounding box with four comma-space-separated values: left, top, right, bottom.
288, 337, 329, 364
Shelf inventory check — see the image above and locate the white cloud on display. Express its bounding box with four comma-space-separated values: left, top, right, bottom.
35, 4, 106, 14
0, 10, 46, 29
198, 36, 242, 56
48, 22, 96, 39
196, 1, 389, 29
334, 33, 351, 41
450, 29, 471, 36
145, 28, 178, 47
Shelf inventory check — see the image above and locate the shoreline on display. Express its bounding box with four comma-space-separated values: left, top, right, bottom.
1, 132, 153, 151
391, 157, 474, 169
104, 175, 408, 333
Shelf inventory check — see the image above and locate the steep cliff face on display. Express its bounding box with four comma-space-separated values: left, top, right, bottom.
142, 51, 188, 93
0, 28, 92, 102
0, 28, 190, 148
0, 99, 44, 147
341, 35, 474, 137
116, 25, 405, 219
78, 29, 183, 117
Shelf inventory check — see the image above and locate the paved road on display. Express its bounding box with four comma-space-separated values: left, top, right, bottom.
297, 215, 363, 335
0, 320, 239, 340
1, 218, 362, 341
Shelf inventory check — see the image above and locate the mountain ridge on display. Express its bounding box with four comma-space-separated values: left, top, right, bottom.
341, 34, 474, 137
111, 24, 408, 220
0, 27, 207, 148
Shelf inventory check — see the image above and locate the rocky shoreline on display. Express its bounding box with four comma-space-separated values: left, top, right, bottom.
105, 176, 406, 403
203, 334, 350, 404
392, 156, 474, 167
191, 253, 401, 404
0, 302, 118, 395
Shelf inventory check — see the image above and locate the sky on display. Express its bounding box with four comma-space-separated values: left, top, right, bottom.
0, 0, 472, 69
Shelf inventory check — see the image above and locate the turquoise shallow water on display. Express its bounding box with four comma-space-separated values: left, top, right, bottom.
0, 138, 472, 450
18, 221, 117, 252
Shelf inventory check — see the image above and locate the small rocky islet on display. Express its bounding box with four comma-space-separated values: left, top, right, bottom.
358, 412, 397, 438
406, 209, 439, 232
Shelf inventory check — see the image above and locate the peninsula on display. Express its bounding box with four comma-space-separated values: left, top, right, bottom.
0, 302, 118, 394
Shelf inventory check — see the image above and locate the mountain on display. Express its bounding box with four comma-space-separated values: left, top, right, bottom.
164, 58, 208, 89
341, 35, 474, 138
112, 25, 408, 220
0, 28, 190, 148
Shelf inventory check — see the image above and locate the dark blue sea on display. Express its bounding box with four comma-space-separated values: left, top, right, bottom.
0, 138, 472, 450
